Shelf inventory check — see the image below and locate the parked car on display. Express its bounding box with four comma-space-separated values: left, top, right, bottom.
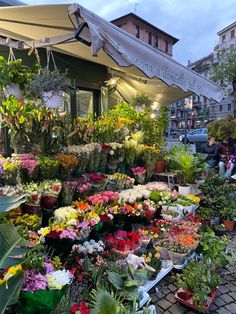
179, 128, 208, 143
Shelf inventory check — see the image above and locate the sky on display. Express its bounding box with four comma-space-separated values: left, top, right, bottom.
23, 0, 236, 66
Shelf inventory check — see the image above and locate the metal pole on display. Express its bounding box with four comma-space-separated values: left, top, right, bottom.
184, 109, 188, 146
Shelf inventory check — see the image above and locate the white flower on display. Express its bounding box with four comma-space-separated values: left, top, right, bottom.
83, 241, 90, 247
109, 150, 115, 156
46, 269, 72, 290
90, 240, 95, 245
98, 247, 104, 252
67, 219, 77, 226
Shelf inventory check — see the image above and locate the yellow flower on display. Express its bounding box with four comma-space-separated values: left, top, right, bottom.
38, 227, 51, 236
186, 194, 200, 203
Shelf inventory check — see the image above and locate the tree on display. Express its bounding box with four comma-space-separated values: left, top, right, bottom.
211, 48, 236, 117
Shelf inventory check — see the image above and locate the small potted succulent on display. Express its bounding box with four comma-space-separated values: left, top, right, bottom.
26, 67, 72, 108
0, 56, 31, 99
220, 207, 236, 232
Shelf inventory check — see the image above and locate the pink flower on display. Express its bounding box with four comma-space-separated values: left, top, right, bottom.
22, 270, 48, 292
59, 229, 77, 240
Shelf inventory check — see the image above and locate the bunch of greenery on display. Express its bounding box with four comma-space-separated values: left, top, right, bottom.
196, 228, 229, 267
220, 207, 236, 221
207, 116, 236, 141
176, 259, 220, 312
197, 207, 214, 221
37, 156, 59, 180
0, 56, 31, 89
166, 145, 206, 184
26, 67, 72, 97
0, 96, 53, 150
68, 115, 95, 145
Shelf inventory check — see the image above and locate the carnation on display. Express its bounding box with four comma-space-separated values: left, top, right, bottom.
46, 269, 73, 290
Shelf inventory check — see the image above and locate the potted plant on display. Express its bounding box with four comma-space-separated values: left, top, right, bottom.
220, 207, 235, 231
198, 207, 213, 226
155, 150, 166, 173
0, 56, 31, 99
166, 146, 206, 196
175, 259, 220, 312
26, 67, 72, 108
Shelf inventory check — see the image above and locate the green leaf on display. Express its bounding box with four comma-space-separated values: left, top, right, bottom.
0, 224, 34, 268
107, 271, 123, 290
0, 271, 24, 313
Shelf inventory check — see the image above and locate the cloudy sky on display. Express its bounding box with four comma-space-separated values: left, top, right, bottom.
23, 0, 235, 65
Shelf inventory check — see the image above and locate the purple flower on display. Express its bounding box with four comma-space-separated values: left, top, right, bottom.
59, 229, 77, 240
22, 270, 48, 292
43, 261, 55, 274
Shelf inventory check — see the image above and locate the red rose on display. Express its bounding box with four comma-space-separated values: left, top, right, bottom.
70, 303, 79, 313
31, 194, 38, 201
79, 301, 90, 314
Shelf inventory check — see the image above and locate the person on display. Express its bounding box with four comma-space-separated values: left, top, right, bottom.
201, 136, 219, 167
218, 137, 236, 178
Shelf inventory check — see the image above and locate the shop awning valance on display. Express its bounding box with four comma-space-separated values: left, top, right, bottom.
0, 3, 223, 105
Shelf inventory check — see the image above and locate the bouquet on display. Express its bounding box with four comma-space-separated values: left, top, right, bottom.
142, 146, 160, 179
63, 145, 93, 174
131, 166, 146, 184
37, 156, 59, 180
57, 153, 78, 179
87, 143, 102, 172
105, 230, 140, 254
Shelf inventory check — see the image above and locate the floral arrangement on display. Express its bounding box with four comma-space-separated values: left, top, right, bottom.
0, 157, 20, 185
20, 182, 43, 205
146, 181, 169, 191
149, 190, 171, 206
119, 185, 150, 203
12, 153, 38, 181
105, 230, 140, 253
63, 145, 93, 173
87, 143, 102, 172
72, 240, 105, 255
0, 185, 21, 196
37, 156, 59, 180
131, 166, 146, 184
87, 191, 118, 206
6, 213, 41, 230
142, 145, 160, 178
57, 154, 78, 170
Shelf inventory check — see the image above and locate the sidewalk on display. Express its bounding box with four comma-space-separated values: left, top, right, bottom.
151, 232, 236, 314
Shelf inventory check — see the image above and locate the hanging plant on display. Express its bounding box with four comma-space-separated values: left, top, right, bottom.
26, 67, 73, 108
0, 56, 31, 98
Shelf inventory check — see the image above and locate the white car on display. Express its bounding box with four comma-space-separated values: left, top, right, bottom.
179, 128, 208, 143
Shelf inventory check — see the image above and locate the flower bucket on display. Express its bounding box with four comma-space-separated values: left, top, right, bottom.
169, 251, 188, 265
3, 84, 22, 99
41, 194, 58, 210
178, 185, 191, 196
21, 203, 41, 215
159, 247, 170, 260
42, 91, 63, 108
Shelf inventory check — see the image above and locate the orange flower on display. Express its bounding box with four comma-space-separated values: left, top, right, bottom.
125, 204, 133, 212
74, 201, 90, 211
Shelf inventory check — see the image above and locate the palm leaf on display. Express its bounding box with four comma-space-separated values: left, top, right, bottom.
0, 224, 34, 268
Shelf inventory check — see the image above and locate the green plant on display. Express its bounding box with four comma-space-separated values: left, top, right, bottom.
207, 116, 236, 141
196, 228, 229, 267
176, 259, 220, 312
0, 57, 31, 88
26, 67, 72, 96
0, 96, 54, 149
220, 207, 236, 220
166, 146, 206, 184
198, 207, 213, 221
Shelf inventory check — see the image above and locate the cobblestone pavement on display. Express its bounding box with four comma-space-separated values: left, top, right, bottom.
151, 233, 236, 314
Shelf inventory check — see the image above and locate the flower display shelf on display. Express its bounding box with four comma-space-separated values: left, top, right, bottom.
173, 252, 196, 270
175, 287, 218, 312
141, 261, 173, 292
138, 288, 151, 308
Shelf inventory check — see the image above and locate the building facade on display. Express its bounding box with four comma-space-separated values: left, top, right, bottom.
168, 21, 236, 135
111, 13, 178, 57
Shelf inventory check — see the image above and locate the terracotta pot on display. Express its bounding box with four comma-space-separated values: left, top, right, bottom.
155, 160, 165, 173
223, 219, 235, 232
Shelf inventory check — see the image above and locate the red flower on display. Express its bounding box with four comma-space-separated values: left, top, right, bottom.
79, 301, 90, 314
77, 273, 83, 282
46, 230, 61, 239
31, 194, 39, 201
70, 303, 79, 313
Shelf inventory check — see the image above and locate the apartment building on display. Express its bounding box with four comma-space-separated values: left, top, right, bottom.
168, 21, 236, 135
111, 13, 178, 57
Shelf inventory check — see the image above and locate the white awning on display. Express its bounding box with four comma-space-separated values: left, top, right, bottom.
0, 3, 223, 105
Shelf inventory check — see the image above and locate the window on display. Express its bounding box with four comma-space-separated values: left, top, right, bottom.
228, 103, 232, 111
148, 32, 152, 45
76, 90, 94, 116
222, 34, 226, 42
219, 104, 223, 112
155, 35, 158, 48
135, 25, 140, 38
165, 40, 169, 53
231, 29, 235, 38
